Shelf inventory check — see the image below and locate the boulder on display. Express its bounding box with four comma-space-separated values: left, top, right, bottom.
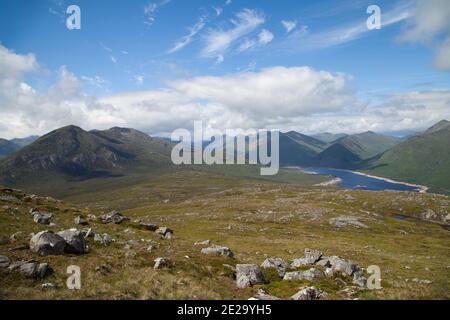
9, 260, 51, 279
29, 231, 66, 256
57, 229, 87, 254
100, 210, 129, 224
194, 240, 211, 246
260, 257, 288, 277
304, 248, 322, 264
81, 228, 95, 238
236, 264, 265, 288
251, 289, 281, 300
74, 216, 88, 225
140, 222, 158, 231
0, 255, 10, 267
154, 257, 172, 269
0, 195, 22, 204
155, 227, 173, 239
291, 258, 309, 268
201, 245, 234, 258
327, 256, 358, 276
291, 286, 322, 300
32, 212, 53, 225
283, 268, 324, 281
353, 270, 367, 287
94, 233, 112, 246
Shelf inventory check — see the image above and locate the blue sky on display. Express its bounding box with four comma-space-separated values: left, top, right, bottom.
0, 0, 449, 138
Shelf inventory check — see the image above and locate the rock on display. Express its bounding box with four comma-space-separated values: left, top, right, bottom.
87, 214, 97, 221
154, 257, 171, 269
201, 245, 234, 258
0, 195, 22, 204
100, 210, 129, 224
316, 257, 331, 267
81, 228, 95, 238
422, 209, 437, 220
283, 268, 324, 281
290, 258, 309, 268
327, 256, 359, 276
251, 289, 281, 300
352, 269, 367, 287
324, 267, 334, 277
260, 257, 288, 277
194, 240, 211, 246
304, 248, 323, 264
0, 255, 10, 267
146, 245, 157, 251
30, 231, 66, 256
329, 216, 368, 229
57, 229, 87, 254
412, 278, 432, 284
42, 283, 57, 289
11, 261, 51, 279
155, 227, 173, 239
74, 216, 88, 225
94, 233, 112, 246
291, 286, 322, 300
125, 250, 136, 259
140, 222, 158, 231
9, 231, 22, 242
32, 212, 53, 225
236, 264, 265, 288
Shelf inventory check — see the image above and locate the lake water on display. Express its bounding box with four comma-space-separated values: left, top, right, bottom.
298, 167, 422, 192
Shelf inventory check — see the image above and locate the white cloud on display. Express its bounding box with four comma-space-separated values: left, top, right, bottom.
144, 0, 171, 26
167, 17, 206, 54
110, 56, 117, 64
0, 44, 449, 139
202, 9, 265, 59
399, 0, 450, 70
281, 20, 297, 33
81, 75, 107, 89
237, 29, 274, 52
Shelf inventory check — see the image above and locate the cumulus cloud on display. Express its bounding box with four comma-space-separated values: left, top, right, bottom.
399, 0, 450, 70
0, 44, 449, 139
202, 9, 265, 60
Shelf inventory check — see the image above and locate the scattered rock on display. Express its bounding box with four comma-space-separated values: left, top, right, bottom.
94, 233, 113, 246
291, 258, 309, 268
329, 216, 368, 229
291, 286, 322, 300
0, 255, 10, 267
154, 257, 172, 269
194, 240, 211, 246
260, 257, 288, 277
125, 250, 136, 259
140, 222, 158, 231
42, 283, 57, 289
74, 215, 88, 225
0, 195, 22, 204
326, 256, 359, 276
352, 269, 367, 287
100, 210, 129, 224
57, 229, 88, 254
81, 228, 95, 238
412, 278, 432, 284
146, 245, 157, 251
29, 231, 66, 256
32, 212, 53, 225
304, 248, 323, 264
155, 227, 173, 239
9, 260, 51, 279
251, 289, 281, 300
236, 264, 265, 288
283, 268, 324, 282
201, 245, 234, 258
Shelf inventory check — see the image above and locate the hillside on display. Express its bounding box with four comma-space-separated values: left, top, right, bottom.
0, 126, 173, 189
363, 120, 450, 194
312, 132, 348, 143
0, 139, 20, 159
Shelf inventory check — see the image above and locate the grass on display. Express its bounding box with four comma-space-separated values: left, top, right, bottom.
0, 168, 449, 300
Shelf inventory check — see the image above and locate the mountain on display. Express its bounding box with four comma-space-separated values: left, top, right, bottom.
312, 132, 348, 143
278, 131, 327, 166
0, 139, 21, 159
9, 135, 39, 147
313, 131, 402, 168
363, 120, 450, 194
0, 125, 173, 187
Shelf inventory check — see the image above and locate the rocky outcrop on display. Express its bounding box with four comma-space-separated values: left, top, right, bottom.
94, 233, 113, 246
8, 260, 51, 279
201, 245, 234, 258
57, 229, 88, 254
283, 268, 324, 281
100, 210, 129, 224
291, 286, 322, 300
329, 216, 368, 229
260, 257, 288, 277
236, 264, 265, 288
29, 231, 66, 256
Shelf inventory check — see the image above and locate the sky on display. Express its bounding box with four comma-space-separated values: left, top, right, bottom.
0, 0, 449, 139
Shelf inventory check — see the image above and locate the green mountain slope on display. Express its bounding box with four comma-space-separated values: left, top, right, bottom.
0, 139, 20, 159
312, 132, 348, 143
363, 120, 450, 194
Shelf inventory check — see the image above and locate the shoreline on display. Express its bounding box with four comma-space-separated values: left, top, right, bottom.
285, 166, 429, 193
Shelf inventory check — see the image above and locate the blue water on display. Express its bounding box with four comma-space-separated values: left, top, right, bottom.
299, 167, 421, 192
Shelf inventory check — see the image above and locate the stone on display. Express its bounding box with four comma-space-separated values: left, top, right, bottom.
29, 231, 66, 256
251, 289, 281, 300
146, 245, 157, 251
154, 257, 172, 269
100, 210, 129, 224
94, 233, 112, 246
12, 261, 51, 279
194, 240, 211, 246
0, 195, 22, 204
33, 212, 53, 225
155, 227, 173, 239
412, 278, 432, 284
81, 228, 95, 238
0, 255, 10, 267
329, 216, 368, 229
57, 229, 87, 254
201, 245, 234, 258
140, 222, 158, 231
291, 286, 322, 300
291, 258, 309, 268
304, 248, 322, 264
283, 268, 324, 282
42, 283, 57, 289
236, 264, 265, 288
260, 257, 288, 277
74, 216, 88, 225
327, 256, 358, 276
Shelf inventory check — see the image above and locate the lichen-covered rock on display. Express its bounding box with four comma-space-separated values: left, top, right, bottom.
260, 257, 288, 277
201, 245, 234, 258
100, 210, 129, 224
236, 264, 265, 288
32, 212, 53, 225
29, 231, 66, 256
327, 256, 358, 276
291, 286, 322, 300
57, 229, 87, 254
94, 233, 112, 246
304, 248, 323, 264
283, 268, 324, 281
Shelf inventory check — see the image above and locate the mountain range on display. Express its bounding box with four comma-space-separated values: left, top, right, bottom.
0, 120, 448, 194
0, 136, 38, 159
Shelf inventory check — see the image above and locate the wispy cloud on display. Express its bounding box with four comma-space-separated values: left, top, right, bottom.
202, 9, 265, 60
281, 20, 297, 33
144, 0, 171, 26
238, 29, 274, 52
167, 16, 206, 54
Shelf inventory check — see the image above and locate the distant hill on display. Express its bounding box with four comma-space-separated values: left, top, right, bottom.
278, 131, 327, 166
312, 132, 348, 143
0, 125, 173, 187
311, 131, 402, 168
363, 120, 450, 194
9, 135, 39, 147
0, 139, 21, 159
